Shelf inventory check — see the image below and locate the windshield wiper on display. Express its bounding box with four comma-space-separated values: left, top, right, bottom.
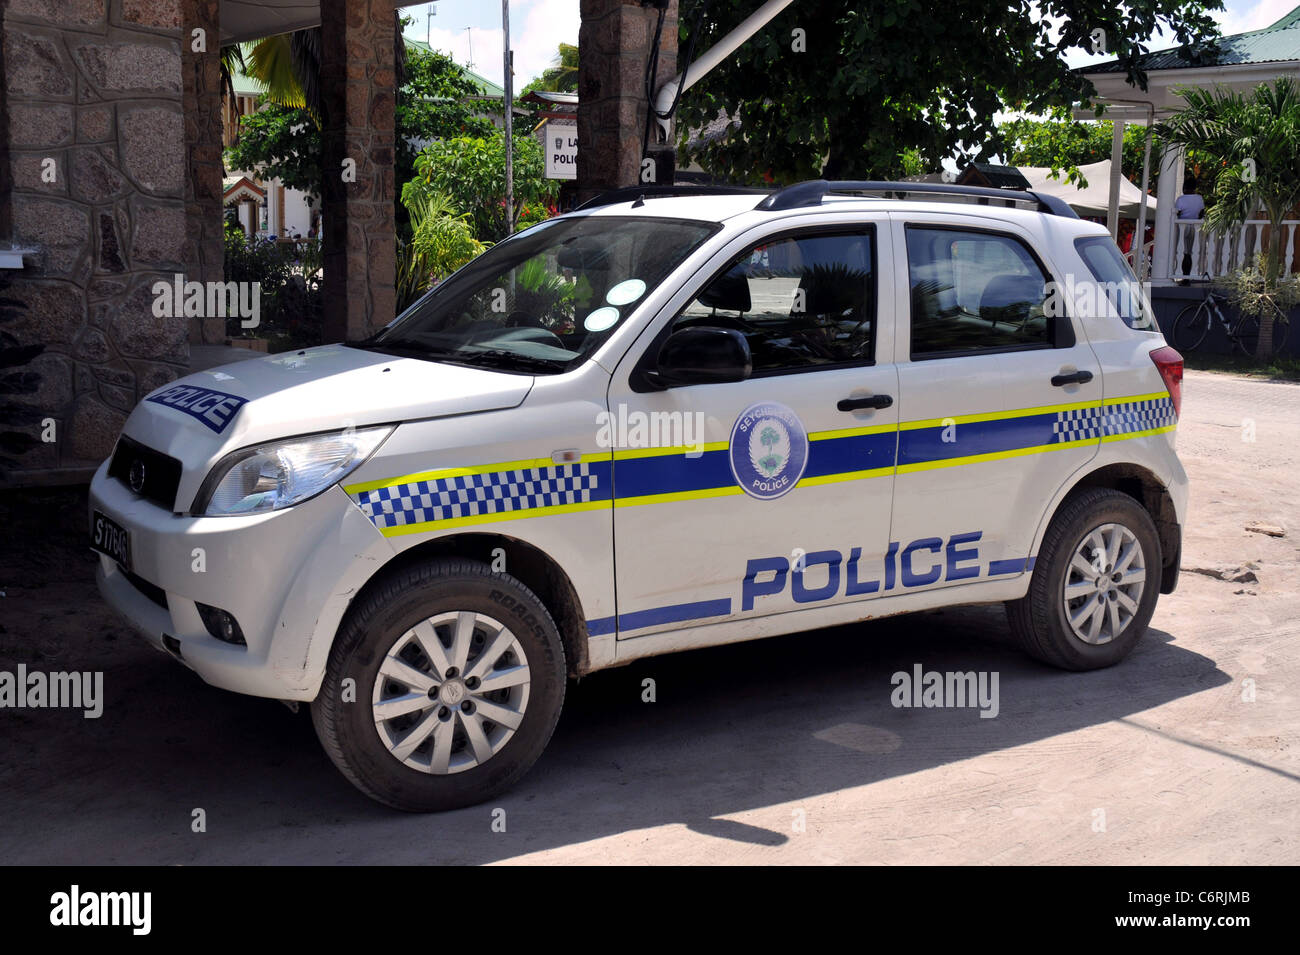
457, 348, 569, 372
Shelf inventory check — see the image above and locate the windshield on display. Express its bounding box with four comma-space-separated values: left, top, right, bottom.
366, 215, 720, 374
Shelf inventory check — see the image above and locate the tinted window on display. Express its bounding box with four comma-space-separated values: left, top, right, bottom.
907, 227, 1052, 357
672, 230, 875, 373
1074, 236, 1157, 331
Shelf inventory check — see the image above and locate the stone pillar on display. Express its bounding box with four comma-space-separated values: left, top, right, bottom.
1, 0, 190, 483
182, 0, 224, 344
319, 0, 397, 344
577, 0, 678, 202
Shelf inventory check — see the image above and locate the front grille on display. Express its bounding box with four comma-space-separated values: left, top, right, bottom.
123, 570, 168, 609
108, 436, 183, 511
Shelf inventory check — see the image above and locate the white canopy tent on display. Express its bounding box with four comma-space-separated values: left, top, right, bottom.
1018, 161, 1156, 219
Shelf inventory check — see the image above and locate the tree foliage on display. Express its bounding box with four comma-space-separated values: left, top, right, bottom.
1156, 77, 1300, 356
674, 0, 1223, 183
403, 134, 558, 241
999, 117, 1165, 188
224, 104, 322, 195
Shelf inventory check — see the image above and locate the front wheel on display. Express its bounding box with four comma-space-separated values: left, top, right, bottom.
1006, 488, 1162, 670
1171, 301, 1211, 351
311, 558, 567, 811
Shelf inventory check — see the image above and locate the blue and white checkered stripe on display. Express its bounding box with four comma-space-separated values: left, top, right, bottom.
1052, 396, 1175, 444
357, 463, 600, 530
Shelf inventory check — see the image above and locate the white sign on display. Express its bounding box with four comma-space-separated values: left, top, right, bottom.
544, 123, 577, 180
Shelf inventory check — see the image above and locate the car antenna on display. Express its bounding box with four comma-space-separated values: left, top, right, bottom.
632, 194, 646, 208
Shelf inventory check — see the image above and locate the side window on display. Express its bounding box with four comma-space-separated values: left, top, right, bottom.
672, 230, 876, 373
906, 226, 1053, 358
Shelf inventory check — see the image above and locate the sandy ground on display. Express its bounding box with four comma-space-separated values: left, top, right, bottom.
0, 369, 1296, 865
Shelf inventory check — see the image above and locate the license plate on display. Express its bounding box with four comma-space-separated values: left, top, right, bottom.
90, 509, 131, 572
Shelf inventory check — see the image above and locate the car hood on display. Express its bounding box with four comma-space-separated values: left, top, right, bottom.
119, 344, 533, 484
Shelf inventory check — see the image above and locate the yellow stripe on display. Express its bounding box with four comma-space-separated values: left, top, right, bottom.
1102, 424, 1176, 442
612, 441, 728, 460
613, 486, 745, 508
795, 466, 894, 487
900, 398, 1101, 431
809, 422, 898, 441
345, 451, 609, 494
1103, 391, 1168, 406
377, 498, 610, 536
347, 392, 1171, 495
896, 436, 1099, 474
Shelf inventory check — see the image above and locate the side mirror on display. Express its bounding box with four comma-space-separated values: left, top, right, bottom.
653, 326, 752, 387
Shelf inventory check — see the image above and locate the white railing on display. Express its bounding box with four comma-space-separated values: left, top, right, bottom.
1171, 219, 1300, 280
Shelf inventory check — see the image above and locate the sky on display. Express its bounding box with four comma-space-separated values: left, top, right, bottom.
404, 0, 1297, 87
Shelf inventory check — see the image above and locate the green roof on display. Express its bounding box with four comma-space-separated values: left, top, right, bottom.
1083, 4, 1300, 74
401, 37, 505, 97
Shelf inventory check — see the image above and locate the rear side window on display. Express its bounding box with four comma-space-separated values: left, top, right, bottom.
906, 227, 1053, 358
1074, 236, 1157, 331
672, 229, 876, 374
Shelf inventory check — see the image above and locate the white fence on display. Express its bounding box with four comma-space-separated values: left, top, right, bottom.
1171, 219, 1300, 281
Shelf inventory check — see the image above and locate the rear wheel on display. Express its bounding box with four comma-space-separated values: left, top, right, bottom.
311, 558, 567, 811
1171, 301, 1211, 351
1006, 488, 1161, 670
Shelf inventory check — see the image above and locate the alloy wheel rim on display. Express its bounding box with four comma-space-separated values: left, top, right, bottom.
371, 611, 531, 774
1063, 523, 1146, 646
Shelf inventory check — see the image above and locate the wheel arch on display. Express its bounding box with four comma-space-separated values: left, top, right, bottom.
348, 533, 591, 678
1039, 462, 1181, 594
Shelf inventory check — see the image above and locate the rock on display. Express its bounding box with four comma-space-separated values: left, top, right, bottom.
1183, 564, 1259, 583
1245, 523, 1285, 538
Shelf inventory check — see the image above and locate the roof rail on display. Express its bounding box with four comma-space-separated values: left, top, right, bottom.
575, 184, 769, 211
755, 180, 1079, 219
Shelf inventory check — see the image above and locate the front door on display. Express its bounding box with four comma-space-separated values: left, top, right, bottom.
605, 220, 901, 639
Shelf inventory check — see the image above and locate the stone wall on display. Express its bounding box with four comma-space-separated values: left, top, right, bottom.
1, 0, 194, 484
319, 0, 396, 344
577, 0, 678, 200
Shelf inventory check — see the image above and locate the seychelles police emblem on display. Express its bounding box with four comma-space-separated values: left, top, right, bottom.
729, 401, 809, 500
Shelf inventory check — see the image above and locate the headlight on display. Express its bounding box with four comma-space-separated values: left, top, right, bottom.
196, 427, 392, 516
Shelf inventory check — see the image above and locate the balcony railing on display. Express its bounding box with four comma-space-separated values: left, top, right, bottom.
1171, 219, 1300, 280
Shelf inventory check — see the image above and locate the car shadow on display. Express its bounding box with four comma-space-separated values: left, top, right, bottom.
1, 595, 1231, 864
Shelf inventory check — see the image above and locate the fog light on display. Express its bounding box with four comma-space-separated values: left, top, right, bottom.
196, 603, 247, 646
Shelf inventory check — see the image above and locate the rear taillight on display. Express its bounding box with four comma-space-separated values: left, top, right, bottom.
1150, 345, 1183, 417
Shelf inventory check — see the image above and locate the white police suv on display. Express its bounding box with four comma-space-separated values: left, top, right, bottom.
89, 181, 1187, 811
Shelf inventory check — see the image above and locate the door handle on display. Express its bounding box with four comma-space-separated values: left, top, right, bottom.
1050, 370, 1093, 387
837, 394, 893, 412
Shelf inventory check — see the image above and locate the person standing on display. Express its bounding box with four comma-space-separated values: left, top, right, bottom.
1175, 177, 1205, 279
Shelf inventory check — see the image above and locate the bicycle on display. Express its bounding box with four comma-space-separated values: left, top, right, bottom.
1171, 284, 1290, 359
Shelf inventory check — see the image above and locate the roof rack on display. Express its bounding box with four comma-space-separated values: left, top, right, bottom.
755, 180, 1079, 219
575, 184, 769, 211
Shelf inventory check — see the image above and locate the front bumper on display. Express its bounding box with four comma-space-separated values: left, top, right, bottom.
89, 460, 395, 701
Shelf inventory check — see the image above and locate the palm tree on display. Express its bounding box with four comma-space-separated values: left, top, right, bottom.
226, 12, 408, 128
1156, 78, 1300, 358
537, 43, 578, 93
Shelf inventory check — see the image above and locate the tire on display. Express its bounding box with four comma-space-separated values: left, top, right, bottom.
1006, 488, 1162, 671
311, 557, 567, 812
1171, 301, 1210, 351
1232, 313, 1262, 358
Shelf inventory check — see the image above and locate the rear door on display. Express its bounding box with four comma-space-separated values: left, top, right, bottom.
887, 212, 1102, 590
